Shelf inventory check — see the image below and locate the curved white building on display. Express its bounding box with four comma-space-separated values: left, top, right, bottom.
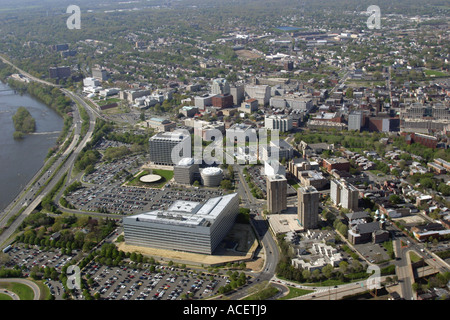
200, 167, 223, 187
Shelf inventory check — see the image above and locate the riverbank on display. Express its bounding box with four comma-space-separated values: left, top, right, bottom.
0, 80, 66, 210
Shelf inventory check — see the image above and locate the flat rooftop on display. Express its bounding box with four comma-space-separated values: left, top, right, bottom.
126, 193, 238, 228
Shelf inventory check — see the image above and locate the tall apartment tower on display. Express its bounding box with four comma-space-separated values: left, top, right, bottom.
330, 179, 359, 211
348, 111, 363, 131
298, 186, 320, 229
266, 174, 287, 214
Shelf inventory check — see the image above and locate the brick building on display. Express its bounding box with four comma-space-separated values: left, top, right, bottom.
211, 93, 234, 109
322, 158, 350, 173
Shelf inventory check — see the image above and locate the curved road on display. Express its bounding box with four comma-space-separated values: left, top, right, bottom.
0, 57, 99, 250
0, 278, 41, 300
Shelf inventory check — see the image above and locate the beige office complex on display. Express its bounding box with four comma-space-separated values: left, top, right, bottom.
297, 186, 320, 229
123, 193, 239, 255
266, 174, 287, 214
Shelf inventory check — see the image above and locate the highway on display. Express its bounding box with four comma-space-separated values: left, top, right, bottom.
0, 58, 99, 249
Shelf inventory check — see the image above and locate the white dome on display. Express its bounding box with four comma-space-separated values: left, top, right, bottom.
201, 167, 223, 176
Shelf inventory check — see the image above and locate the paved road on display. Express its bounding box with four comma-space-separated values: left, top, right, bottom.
0, 278, 41, 300
223, 164, 280, 300
0, 57, 98, 250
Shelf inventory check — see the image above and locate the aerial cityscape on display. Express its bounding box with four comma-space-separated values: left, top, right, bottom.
0, 0, 449, 309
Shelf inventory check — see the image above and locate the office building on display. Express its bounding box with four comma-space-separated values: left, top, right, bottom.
149, 131, 191, 166
261, 140, 294, 162
230, 84, 245, 105
200, 167, 224, 187
267, 174, 287, 214
330, 179, 359, 211
174, 158, 199, 185
49, 66, 71, 79
298, 186, 320, 229
120, 89, 151, 103
211, 94, 234, 108
264, 114, 293, 132
211, 78, 230, 95
194, 94, 216, 110
83, 77, 100, 88
180, 106, 199, 118
244, 84, 271, 106
348, 111, 363, 131
123, 193, 239, 255
239, 99, 259, 114
322, 157, 350, 173
52, 44, 69, 52
92, 67, 109, 81
61, 50, 77, 58
270, 95, 313, 112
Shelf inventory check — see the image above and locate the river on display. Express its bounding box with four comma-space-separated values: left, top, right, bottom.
0, 80, 63, 211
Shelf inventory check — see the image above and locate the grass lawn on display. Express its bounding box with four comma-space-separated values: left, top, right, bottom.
36, 280, 52, 300
409, 251, 423, 263
242, 284, 279, 300
126, 169, 174, 189
0, 293, 13, 300
0, 282, 34, 300
278, 286, 314, 300
423, 69, 449, 77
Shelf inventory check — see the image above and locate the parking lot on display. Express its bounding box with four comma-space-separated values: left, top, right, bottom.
83, 262, 230, 300
3, 244, 78, 299
2, 242, 240, 300
66, 171, 224, 215
354, 242, 391, 264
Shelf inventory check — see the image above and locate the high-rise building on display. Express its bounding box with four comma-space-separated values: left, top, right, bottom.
211, 78, 230, 95
330, 179, 359, 211
230, 84, 245, 105
298, 186, 319, 229
266, 174, 287, 214
149, 131, 191, 166
348, 111, 363, 131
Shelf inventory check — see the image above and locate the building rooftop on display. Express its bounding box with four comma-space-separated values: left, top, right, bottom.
128, 193, 238, 228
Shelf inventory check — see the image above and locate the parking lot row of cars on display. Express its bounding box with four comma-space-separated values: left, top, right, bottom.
66, 169, 224, 215
83, 262, 229, 300
4, 245, 77, 274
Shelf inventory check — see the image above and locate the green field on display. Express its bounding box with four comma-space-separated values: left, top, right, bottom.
0, 293, 13, 300
424, 69, 449, 77
0, 282, 34, 300
127, 169, 174, 188
278, 286, 314, 300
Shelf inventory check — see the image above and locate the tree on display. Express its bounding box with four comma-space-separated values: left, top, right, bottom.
220, 179, 232, 190
322, 264, 334, 278
389, 194, 401, 205
339, 261, 348, 274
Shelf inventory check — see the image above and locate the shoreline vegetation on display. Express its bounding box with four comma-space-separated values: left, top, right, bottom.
12, 106, 36, 139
